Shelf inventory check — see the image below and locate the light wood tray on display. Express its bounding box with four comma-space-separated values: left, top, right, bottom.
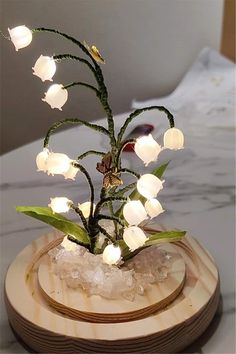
38, 240, 185, 323
5, 230, 220, 353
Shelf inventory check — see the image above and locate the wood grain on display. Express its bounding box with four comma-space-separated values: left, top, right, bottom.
38, 242, 185, 323
221, 0, 235, 62
5, 230, 220, 353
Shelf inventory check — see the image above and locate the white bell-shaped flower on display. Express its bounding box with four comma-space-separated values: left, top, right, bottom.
48, 197, 72, 213
36, 148, 49, 172
123, 226, 147, 251
102, 244, 121, 265
123, 200, 148, 226
46, 153, 71, 175
32, 55, 56, 82
61, 236, 78, 252
8, 25, 32, 51
145, 199, 164, 219
134, 134, 162, 166
137, 174, 164, 199
78, 201, 96, 218
42, 84, 68, 110
63, 163, 79, 180
163, 128, 184, 150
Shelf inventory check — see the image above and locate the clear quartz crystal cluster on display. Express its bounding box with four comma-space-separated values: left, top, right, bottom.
48, 238, 173, 301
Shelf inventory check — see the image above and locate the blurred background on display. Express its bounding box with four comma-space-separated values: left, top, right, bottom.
0, 0, 234, 154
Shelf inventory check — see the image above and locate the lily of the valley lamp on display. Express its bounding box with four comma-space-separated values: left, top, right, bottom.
6, 24, 185, 268
3, 24, 221, 354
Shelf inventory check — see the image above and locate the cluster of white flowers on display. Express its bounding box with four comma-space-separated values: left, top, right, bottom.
119, 127, 184, 257
8, 26, 68, 110
121, 174, 164, 252
134, 130, 184, 167
48, 197, 95, 217
37, 150, 96, 219
36, 148, 79, 180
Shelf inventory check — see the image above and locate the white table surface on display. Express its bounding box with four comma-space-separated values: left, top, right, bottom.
0, 48, 235, 353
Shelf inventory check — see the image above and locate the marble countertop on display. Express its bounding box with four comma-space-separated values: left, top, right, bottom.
0, 48, 235, 353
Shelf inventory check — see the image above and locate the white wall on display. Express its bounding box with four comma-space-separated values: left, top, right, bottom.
1, 0, 223, 154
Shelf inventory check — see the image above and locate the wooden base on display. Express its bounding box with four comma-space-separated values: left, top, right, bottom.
5, 231, 220, 353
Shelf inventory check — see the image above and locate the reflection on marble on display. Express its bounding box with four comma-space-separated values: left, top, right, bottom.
0, 48, 235, 353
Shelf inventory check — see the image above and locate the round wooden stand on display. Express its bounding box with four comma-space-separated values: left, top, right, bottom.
5, 231, 220, 353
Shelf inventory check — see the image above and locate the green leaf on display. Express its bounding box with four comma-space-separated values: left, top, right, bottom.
115, 161, 170, 218
117, 239, 130, 258
119, 229, 186, 261
129, 161, 170, 201
151, 161, 170, 179
16, 206, 90, 246
145, 230, 186, 246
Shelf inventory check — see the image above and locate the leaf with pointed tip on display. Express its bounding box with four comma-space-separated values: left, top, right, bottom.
129, 161, 170, 201
119, 230, 186, 261
145, 230, 186, 246
16, 206, 90, 245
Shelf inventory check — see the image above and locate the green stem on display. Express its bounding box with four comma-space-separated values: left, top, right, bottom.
97, 225, 115, 243
97, 214, 125, 227
32, 27, 96, 62
62, 83, 115, 127
63, 80, 116, 149
67, 235, 90, 250
116, 138, 136, 168
63, 82, 100, 96
114, 182, 137, 196
71, 204, 88, 232
117, 106, 175, 144
117, 168, 140, 179
0, 30, 10, 40
43, 118, 109, 148
108, 199, 117, 235
100, 187, 107, 200
100, 94, 116, 147
94, 196, 127, 217
77, 150, 106, 161
72, 162, 95, 218
53, 54, 96, 76
33, 27, 116, 148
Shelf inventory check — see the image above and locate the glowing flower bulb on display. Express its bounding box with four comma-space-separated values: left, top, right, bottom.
48, 197, 72, 213
137, 174, 164, 199
163, 128, 184, 150
46, 153, 71, 175
123, 200, 148, 226
145, 199, 164, 219
36, 148, 49, 172
32, 55, 56, 82
63, 163, 79, 180
61, 236, 78, 252
134, 134, 162, 166
102, 244, 121, 265
8, 26, 32, 51
78, 202, 96, 218
42, 84, 68, 110
123, 226, 147, 251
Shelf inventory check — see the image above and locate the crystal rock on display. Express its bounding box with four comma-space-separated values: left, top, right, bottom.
48, 239, 173, 301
